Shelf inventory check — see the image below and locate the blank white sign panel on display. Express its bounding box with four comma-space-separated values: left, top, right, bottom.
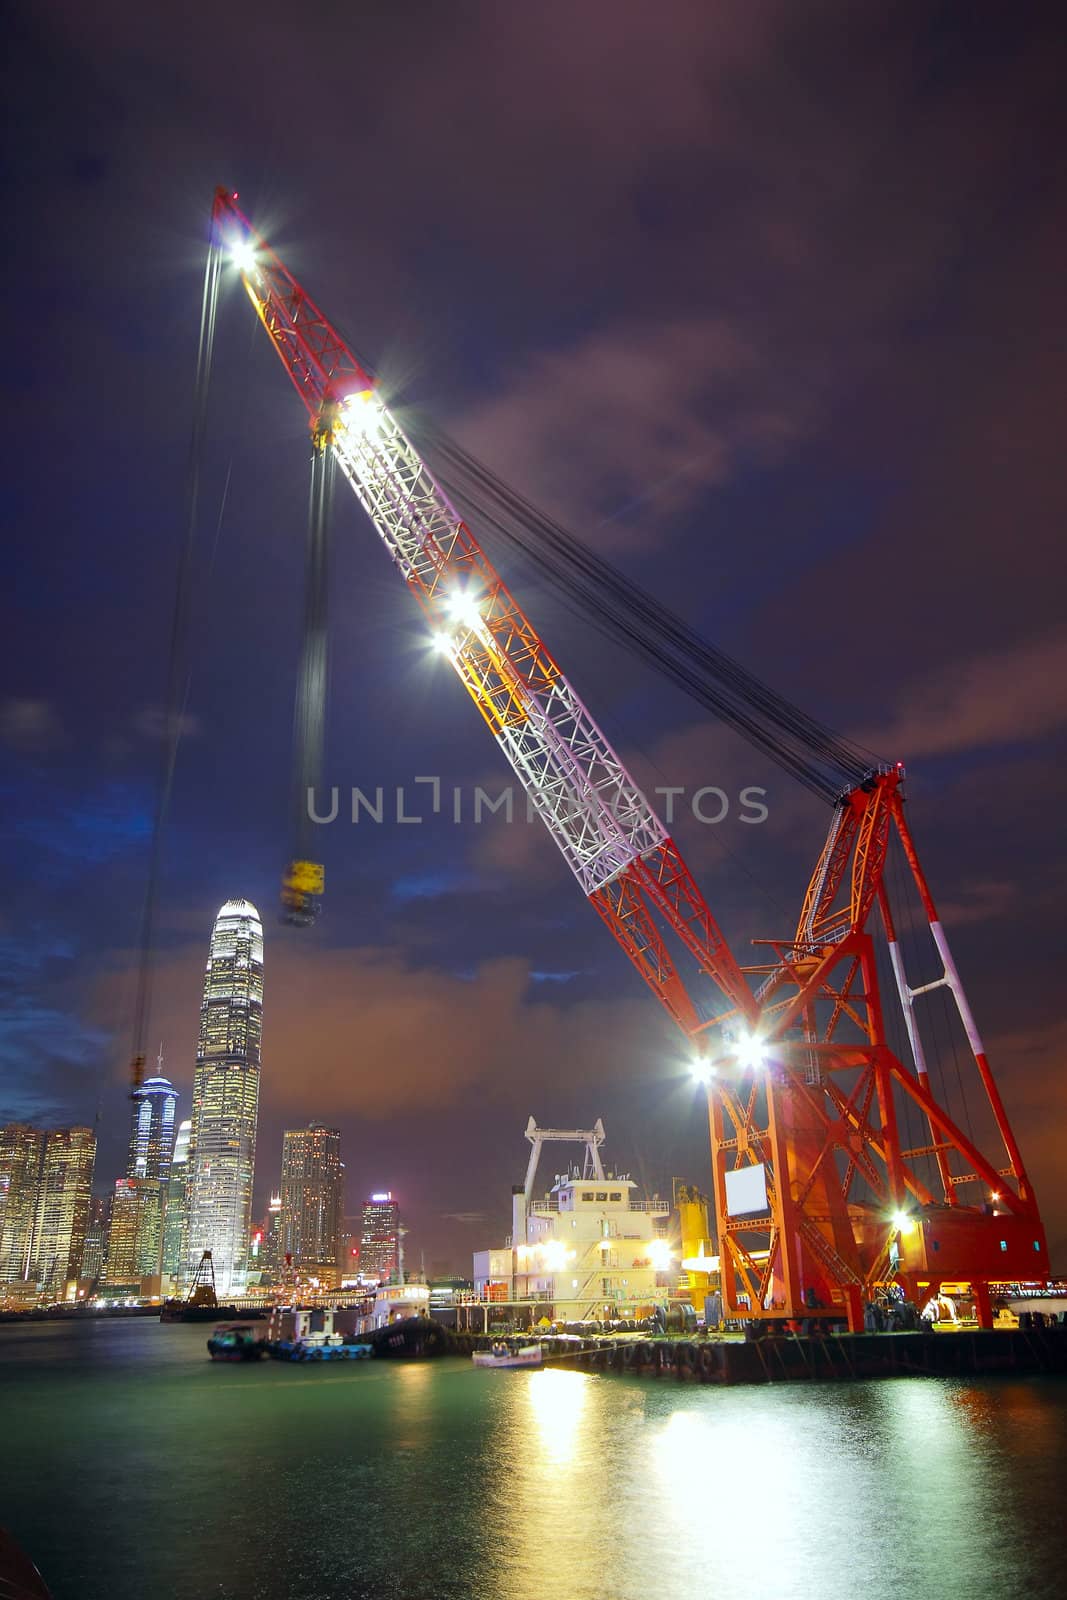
724, 1164, 769, 1217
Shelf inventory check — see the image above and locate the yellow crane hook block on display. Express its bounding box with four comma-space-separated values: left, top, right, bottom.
281, 860, 325, 926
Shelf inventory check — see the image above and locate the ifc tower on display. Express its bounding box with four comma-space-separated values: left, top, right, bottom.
183, 899, 264, 1296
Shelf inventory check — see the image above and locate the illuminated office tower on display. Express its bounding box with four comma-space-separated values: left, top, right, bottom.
160, 1119, 191, 1296
80, 1193, 110, 1283
265, 1192, 283, 1275
280, 1124, 342, 1285
105, 1177, 163, 1289
30, 1127, 96, 1298
0, 1124, 45, 1283
127, 1054, 179, 1183
360, 1192, 400, 1283
184, 899, 264, 1296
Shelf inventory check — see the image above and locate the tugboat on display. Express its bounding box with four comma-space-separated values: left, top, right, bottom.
263, 1306, 374, 1362
207, 1323, 265, 1361
364, 1280, 448, 1359
370, 1315, 448, 1359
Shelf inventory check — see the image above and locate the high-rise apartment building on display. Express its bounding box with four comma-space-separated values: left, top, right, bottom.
0, 1126, 96, 1298
360, 1192, 400, 1283
280, 1124, 342, 1284
105, 1178, 164, 1288
0, 1125, 46, 1283
184, 899, 264, 1296
160, 1119, 191, 1296
127, 1056, 179, 1183
29, 1127, 96, 1298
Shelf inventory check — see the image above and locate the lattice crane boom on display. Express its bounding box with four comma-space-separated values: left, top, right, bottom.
213, 189, 754, 1023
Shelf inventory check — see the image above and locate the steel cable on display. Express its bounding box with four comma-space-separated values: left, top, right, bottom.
408, 422, 880, 803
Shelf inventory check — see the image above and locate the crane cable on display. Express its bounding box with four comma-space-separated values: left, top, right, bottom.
408, 422, 880, 803
280, 442, 334, 925
128, 233, 222, 1091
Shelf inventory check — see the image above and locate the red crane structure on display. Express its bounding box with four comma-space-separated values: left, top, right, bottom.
209, 189, 1047, 1330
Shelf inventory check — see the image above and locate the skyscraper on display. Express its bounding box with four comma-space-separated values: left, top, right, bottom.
105, 1178, 163, 1289
184, 899, 264, 1296
160, 1118, 191, 1296
0, 1125, 45, 1284
80, 1193, 110, 1284
280, 1124, 342, 1285
29, 1127, 96, 1298
127, 1053, 179, 1183
360, 1192, 400, 1283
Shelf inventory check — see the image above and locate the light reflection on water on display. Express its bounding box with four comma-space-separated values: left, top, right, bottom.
1, 1322, 1065, 1600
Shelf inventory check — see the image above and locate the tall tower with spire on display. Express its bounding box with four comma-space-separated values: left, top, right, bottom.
127, 1046, 179, 1183
183, 899, 264, 1296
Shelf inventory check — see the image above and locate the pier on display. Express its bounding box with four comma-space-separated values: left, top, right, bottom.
456, 1325, 1067, 1385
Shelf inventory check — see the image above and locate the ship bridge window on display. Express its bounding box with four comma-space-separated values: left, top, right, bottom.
581, 1192, 595, 1202
596, 1192, 607, 1202
609, 1191, 621, 1201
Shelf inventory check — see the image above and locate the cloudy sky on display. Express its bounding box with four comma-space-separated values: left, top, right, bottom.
3, 0, 1065, 1272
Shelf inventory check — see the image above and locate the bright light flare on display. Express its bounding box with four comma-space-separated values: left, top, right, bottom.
444, 589, 482, 630
734, 1031, 768, 1073
540, 1239, 574, 1272
430, 632, 453, 655
690, 1055, 714, 1084
229, 239, 256, 274
648, 1238, 674, 1272
342, 389, 382, 439
891, 1211, 916, 1235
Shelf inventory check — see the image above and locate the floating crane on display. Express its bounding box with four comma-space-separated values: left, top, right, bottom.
209, 188, 1047, 1329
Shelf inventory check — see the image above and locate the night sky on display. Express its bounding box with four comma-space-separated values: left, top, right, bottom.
3, 1, 1065, 1275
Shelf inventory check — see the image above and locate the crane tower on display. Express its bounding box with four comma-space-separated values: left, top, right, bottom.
208, 189, 1047, 1330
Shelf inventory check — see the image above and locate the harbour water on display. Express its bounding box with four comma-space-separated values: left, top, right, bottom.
2, 1320, 1065, 1600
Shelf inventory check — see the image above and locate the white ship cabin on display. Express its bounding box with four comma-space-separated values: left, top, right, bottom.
473, 1120, 672, 1317
367, 1280, 431, 1328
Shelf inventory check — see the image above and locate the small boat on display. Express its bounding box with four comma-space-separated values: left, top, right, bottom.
473, 1340, 543, 1369
207, 1323, 265, 1361
263, 1306, 374, 1361
268, 1332, 374, 1362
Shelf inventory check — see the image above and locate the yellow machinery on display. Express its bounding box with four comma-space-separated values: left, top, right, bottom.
675, 1182, 716, 1310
